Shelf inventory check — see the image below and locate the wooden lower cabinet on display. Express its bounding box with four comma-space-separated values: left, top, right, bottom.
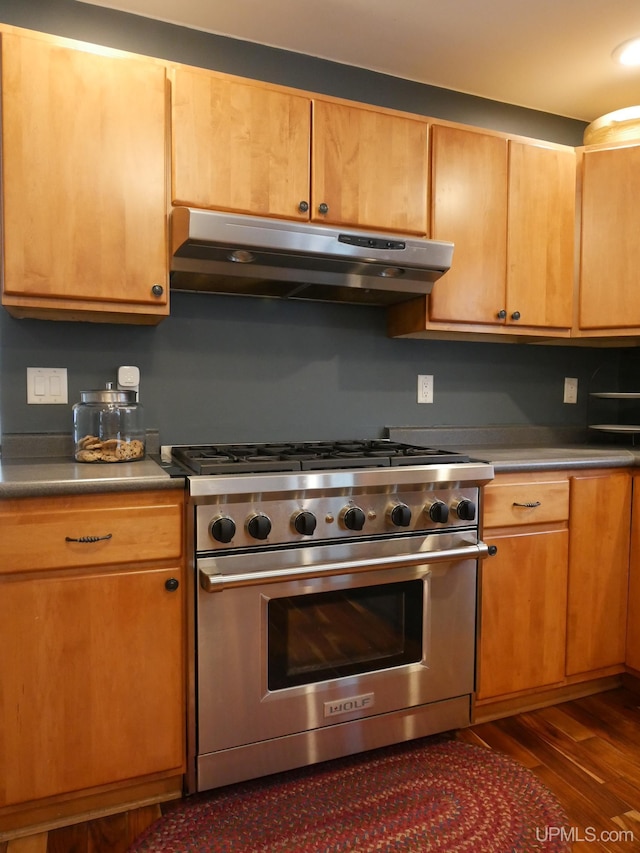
625, 475, 640, 671
566, 470, 631, 675
478, 472, 570, 700
477, 528, 568, 699
0, 490, 186, 836
477, 468, 631, 712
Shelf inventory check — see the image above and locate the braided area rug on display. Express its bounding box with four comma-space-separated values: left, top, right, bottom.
129, 737, 571, 852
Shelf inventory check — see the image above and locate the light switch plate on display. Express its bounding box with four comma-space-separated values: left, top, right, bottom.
27, 367, 68, 404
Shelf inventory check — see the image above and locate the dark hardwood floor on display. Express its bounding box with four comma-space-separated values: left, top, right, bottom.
458, 686, 640, 852
4, 686, 640, 852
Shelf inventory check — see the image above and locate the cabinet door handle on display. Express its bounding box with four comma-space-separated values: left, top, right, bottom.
65, 533, 113, 543
318, 202, 329, 215
512, 501, 541, 508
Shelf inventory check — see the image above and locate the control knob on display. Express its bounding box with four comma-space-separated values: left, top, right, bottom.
292, 510, 317, 536
210, 515, 236, 544
425, 499, 449, 524
340, 505, 366, 531
388, 503, 411, 527
247, 513, 272, 540
452, 498, 476, 521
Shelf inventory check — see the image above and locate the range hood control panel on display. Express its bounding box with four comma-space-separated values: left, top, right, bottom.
338, 234, 406, 250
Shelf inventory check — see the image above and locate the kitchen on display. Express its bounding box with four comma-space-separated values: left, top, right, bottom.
2, 0, 640, 850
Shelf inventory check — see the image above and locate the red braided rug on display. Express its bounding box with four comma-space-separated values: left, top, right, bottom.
129, 737, 571, 852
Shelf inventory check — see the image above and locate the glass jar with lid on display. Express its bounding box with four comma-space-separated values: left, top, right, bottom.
73, 382, 145, 463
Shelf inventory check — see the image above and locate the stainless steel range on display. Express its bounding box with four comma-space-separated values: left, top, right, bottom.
169, 439, 494, 794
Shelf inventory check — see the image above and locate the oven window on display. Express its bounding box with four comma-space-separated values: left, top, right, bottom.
267, 580, 423, 690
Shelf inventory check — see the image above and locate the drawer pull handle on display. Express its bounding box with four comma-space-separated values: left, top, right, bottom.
65, 533, 113, 543
512, 501, 541, 508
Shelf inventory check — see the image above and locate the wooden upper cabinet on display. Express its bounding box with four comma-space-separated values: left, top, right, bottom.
429, 124, 508, 325
579, 143, 640, 331
311, 100, 428, 234
171, 67, 429, 234
389, 129, 575, 338
1, 31, 169, 324
507, 141, 575, 330
171, 67, 311, 219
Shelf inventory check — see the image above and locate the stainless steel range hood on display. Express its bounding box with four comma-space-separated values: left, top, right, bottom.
170, 207, 453, 306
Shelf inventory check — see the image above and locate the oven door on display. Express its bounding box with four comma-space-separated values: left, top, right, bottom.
196, 531, 486, 757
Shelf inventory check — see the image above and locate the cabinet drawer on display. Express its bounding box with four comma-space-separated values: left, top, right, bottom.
483, 478, 569, 528
1, 490, 184, 573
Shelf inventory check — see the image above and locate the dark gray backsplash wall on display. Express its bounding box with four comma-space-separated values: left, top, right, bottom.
1, 294, 618, 445
0, 0, 619, 445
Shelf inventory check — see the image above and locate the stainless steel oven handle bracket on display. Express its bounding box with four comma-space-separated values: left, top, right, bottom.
199, 540, 490, 592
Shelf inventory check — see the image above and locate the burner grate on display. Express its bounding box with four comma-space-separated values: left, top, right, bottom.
171, 440, 470, 475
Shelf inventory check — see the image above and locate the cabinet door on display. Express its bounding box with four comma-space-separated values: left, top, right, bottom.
579, 144, 640, 330
506, 142, 575, 330
477, 529, 568, 699
626, 474, 640, 671
429, 124, 508, 324
311, 100, 428, 234
172, 67, 311, 219
566, 471, 631, 674
0, 566, 184, 807
1, 32, 169, 321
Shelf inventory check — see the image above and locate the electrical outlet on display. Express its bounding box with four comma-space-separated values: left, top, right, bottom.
417, 374, 434, 404
564, 376, 578, 404
26, 367, 68, 404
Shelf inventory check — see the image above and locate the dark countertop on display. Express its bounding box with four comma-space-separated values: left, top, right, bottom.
2, 427, 638, 498
0, 456, 183, 498
387, 425, 639, 474
0, 432, 184, 498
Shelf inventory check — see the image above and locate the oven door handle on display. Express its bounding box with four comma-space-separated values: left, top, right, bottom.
199, 540, 490, 592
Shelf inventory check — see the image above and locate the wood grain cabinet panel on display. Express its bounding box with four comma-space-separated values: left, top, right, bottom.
389, 130, 575, 339
478, 473, 571, 701
483, 478, 569, 528
1, 31, 169, 324
311, 100, 428, 234
579, 143, 640, 332
626, 474, 640, 671
479, 469, 633, 711
566, 470, 631, 674
171, 67, 311, 219
477, 528, 569, 699
171, 66, 429, 234
506, 141, 575, 330
0, 566, 184, 807
0, 490, 185, 814
0, 491, 183, 574
429, 124, 508, 325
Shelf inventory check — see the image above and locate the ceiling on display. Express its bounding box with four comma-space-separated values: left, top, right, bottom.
75, 0, 640, 123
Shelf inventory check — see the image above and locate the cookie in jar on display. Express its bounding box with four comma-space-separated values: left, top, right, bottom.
73, 384, 145, 463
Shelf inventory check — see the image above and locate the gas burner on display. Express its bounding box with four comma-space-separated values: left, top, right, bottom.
171, 440, 471, 476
